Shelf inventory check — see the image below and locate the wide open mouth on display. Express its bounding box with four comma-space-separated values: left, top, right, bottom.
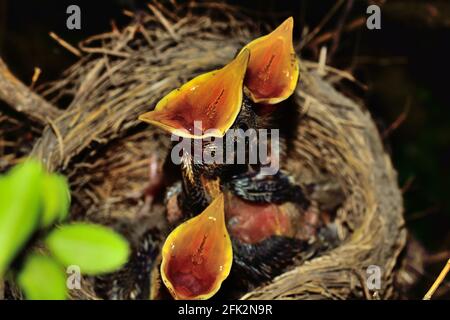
160, 193, 232, 300
241, 17, 299, 104
139, 50, 250, 139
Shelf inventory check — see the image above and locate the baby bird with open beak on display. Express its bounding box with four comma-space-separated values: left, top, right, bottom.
139, 17, 310, 300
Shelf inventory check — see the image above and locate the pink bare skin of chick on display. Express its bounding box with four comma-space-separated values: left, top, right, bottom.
225, 194, 294, 244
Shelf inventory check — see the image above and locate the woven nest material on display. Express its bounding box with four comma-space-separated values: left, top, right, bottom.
19, 2, 406, 299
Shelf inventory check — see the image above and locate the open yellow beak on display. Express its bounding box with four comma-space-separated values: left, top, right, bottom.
241, 17, 299, 104
139, 51, 250, 139
160, 193, 232, 300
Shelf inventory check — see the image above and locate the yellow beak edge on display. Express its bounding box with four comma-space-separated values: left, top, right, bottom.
160, 194, 232, 300
139, 51, 250, 139
241, 17, 299, 104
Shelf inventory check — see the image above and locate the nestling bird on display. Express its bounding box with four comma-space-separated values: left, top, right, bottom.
137, 17, 324, 300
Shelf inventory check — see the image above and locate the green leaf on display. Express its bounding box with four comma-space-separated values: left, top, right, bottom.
0, 160, 43, 276
45, 223, 130, 275
40, 174, 71, 228
17, 253, 67, 300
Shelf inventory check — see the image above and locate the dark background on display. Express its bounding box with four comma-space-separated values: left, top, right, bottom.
0, 0, 449, 298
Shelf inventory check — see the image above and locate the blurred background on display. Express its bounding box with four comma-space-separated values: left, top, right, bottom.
0, 0, 449, 298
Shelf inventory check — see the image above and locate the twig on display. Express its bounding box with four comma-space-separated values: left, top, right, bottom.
426, 251, 450, 264
49, 32, 82, 57
310, 17, 365, 48
148, 4, 180, 41
317, 46, 328, 76
46, 116, 65, 162
298, 0, 345, 50
0, 57, 62, 124
354, 269, 372, 300
30, 67, 41, 89
78, 25, 137, 59
303, 60, 368, 89
406, 205, 440, 222
423, 259, 450, 300
400, 176, 415, 194
382, 98, 411, 139
78, 47, 130, 58
123, 9, 134, 18
409, 263, 450, 291
328, 0, 354, 62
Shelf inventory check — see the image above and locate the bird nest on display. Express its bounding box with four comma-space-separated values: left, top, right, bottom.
19, 2, 406, 299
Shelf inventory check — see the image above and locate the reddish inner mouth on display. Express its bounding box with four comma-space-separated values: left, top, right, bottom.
164, 252, 217, 298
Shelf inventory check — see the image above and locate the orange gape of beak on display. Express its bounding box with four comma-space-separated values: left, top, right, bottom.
160, 193, 232, 300
139, 50, 250, 139
242, 17, 299, 104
